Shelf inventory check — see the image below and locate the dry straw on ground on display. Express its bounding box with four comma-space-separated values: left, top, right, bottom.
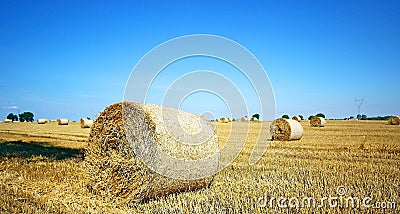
85, 102, 219, 203
292, 115, 301, 122
57, 118, 69, 125
310, 116, 326, 127
37, 118, 48, 124
271, 118, 303, 141
388, 116, 400, 125
80, 118, 93, 128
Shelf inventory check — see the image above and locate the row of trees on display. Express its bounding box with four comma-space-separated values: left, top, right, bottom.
281, 113, 326, 120
6, 112, 34, 122
282, 114, 304, 120
210, 113, 260, 122
281, 113, 391, 121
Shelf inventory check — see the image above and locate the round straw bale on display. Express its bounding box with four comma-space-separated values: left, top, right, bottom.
388, 116, 400, 125
220, 117, 229, 123
240, 116, 248, 122
4, 119, 12, 123
85, 102, 219, 203
292, 115, 301, 122
271, 118, 303, 141
37, 118, 49, 124
57, 118, 69, 125
310, 116, 326, 127
227, 118, 232, 122
250, 117, 259, 122
80, 118, 93, 128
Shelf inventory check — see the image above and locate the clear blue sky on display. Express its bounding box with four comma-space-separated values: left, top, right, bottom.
1, 0, 399, 121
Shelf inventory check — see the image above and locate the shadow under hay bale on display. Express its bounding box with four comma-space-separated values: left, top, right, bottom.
0, 141, 83, 160
85, 102, 219, 203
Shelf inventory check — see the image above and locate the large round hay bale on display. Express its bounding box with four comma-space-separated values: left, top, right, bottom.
271, 118, 303, 141
57, 118, 69, 125
85, 102, 219, 203
37, 118, 49, 124
292, 115, 301, 122
310, 116, 326, 127
240, 116, 248, 122
80, 118, 93, 128
388, 116, 400, 125
4, 119, 12, 123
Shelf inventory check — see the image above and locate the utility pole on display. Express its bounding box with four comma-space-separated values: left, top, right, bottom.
354, 98, 364, 118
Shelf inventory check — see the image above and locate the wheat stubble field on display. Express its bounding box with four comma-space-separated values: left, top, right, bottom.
0, 120, 399, 213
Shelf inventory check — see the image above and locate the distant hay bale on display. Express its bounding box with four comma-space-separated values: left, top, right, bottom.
220, 117, 229, 123
227, 118, 232, 122
240, 116, 248, 122
57, 118, 69, 125
80, 118, 93, 128
4, 119, 12, 123
310, 117, 326, 127
271, 118, 303, 141
85, 102, 219, 203
37, 118, 49, 124
250, 117, 259, 122
292, 115, 301, 122
388, 116, 400, 125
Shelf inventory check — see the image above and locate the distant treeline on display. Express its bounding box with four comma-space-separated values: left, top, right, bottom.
364, 116, 392, 120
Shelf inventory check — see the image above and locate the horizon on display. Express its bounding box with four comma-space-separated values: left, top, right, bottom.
1, 0, 399, 121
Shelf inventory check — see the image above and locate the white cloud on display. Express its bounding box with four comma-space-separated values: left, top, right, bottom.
3, 106, 18, 109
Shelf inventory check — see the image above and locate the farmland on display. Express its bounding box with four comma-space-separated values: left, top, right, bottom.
0, 120, 399, 213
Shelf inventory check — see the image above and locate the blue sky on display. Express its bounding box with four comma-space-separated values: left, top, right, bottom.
1, 0, 399, 121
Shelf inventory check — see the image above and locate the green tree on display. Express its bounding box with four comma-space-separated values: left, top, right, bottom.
252, 113, 260, 120
299, 115, 304, 120
281, 114, 289, 119
315, 113, 326, 118
6, 113, 19, 122
308, 115, 314, 120
357, 114, 362, 120
6, 113, 14, 121
18, 112, 34, 122
361, 114, 367, 120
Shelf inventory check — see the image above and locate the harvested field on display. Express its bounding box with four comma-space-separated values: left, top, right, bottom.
0, 120, 399, 213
